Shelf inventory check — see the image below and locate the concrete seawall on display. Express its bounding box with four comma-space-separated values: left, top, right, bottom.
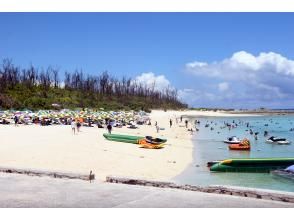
1, 172, 293, 208
0, 166, 95, 181
106, 176, 294, 203
0, 166, 293, 207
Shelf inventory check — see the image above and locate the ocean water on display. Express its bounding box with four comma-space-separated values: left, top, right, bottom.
174, 115, 294, 192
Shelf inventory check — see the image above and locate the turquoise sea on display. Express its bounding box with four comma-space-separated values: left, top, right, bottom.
174, 115, 294, 192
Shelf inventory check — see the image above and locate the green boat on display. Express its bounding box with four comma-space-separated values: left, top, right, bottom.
210, 158, 294, 173
103, 133, 167, 144
103, 133, 144, 144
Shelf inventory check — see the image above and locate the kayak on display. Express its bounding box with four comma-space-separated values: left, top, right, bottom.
210, 158, 294, 173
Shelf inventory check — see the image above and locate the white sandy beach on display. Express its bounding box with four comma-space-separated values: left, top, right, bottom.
0, 110, 253, 181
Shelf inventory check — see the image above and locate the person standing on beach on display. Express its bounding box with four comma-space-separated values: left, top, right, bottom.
107, 123, 112, 134
14, 115, 18, 127
77, 120, 81, 132
185, 119, 188, 128
169, 119, 172, 128
180, 116, 183, 122
156, 124, 160, 133
71, 120, 76, 135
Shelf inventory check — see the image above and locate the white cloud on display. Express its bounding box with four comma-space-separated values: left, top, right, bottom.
218, 82, 229, 92
178, 88, 216, 103
183, 51, 294, 108
134, 72, 171, 91
186, 51, 294, 79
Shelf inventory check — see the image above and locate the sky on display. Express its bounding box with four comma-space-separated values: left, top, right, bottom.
1, 13, 294, 109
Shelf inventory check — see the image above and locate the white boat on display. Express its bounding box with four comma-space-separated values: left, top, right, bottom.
223, 136, 241, 144
266, 136, 291, 145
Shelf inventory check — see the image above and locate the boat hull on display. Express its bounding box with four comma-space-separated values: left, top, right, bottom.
224, 141, 241, 144
228, 144, 250, 151
210, 158, 294, 173
103, 133, 167, 145
266, 139, 291, 145
103, 133, 144, 144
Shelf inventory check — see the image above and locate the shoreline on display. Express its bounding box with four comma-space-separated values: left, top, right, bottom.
178, 110, 262, 117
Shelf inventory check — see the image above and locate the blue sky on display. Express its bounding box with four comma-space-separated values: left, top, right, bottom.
1, 13, 294, 108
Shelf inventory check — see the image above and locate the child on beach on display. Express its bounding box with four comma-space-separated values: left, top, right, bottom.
169, 119, 172, 128
71, 120, 76, 135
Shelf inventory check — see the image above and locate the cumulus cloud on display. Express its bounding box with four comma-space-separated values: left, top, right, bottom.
186, 51, 294, 79
218, 82, 229, 92
134, 72, 171, 91
183, 51, 294, 108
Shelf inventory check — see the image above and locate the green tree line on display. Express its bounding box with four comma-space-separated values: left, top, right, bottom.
0, 59, 187, 111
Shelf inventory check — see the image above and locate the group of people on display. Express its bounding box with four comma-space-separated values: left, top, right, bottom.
71, 120, 82, 135
152, 116, 194, 135
71, 118, 113, 135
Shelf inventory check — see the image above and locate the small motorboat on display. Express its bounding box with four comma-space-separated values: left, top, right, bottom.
223, 136, 241, 144
228, 138, 250, 151
145, 136, 167, 145
266, 136, 291, 145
